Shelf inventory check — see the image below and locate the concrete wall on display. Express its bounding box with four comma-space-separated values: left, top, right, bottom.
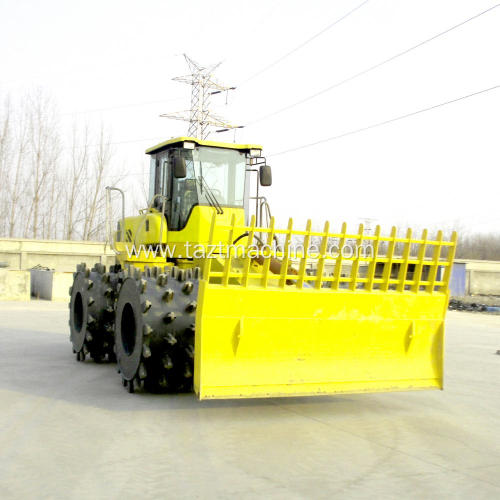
468, 270, 500, 296
0, 269, 30, 301
2, 237, 500, 298
0, 238, 116, 272
453, 259, 500, 296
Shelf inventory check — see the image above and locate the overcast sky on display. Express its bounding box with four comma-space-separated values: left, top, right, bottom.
1, 0, 499, 234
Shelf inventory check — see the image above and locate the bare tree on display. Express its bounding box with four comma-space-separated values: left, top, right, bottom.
42, 165, 64, 239
64, 121, 90, 239
455, 233, 500, 261
0, 89, 127, 241
22, 89, 61, 239
0, 98, 10, 181
83, 124, 113, 240
0, 96, 13, 236
7, 99, 29, 237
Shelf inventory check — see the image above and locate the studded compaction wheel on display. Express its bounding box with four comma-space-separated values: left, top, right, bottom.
69, 263, 118, 363
114, 266, 199, 393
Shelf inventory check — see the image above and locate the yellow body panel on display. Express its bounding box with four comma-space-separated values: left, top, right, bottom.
120, 211, 167, 245
194, 283, 446, 399
115, 206, 247, 267
114, 211, 167, 269
167, 206, 246, 256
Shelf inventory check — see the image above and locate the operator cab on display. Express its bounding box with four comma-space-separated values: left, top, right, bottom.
146, 137, 270, 230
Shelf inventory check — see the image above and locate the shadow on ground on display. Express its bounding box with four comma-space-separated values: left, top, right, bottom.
0, 323, 379, 414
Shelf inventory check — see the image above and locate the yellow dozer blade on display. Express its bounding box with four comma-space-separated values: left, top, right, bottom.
194, 215, 457, 400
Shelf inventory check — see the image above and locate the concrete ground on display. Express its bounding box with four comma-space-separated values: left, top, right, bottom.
0, 302, 499, 500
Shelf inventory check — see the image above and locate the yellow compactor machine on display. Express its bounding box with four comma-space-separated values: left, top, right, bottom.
69, 137, 457, 398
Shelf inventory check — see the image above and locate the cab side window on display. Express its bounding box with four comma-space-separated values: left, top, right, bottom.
170, 158, 198, 230
154, 153, 169, 200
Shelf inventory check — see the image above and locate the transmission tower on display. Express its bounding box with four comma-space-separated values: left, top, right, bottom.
160, 54, 241, 140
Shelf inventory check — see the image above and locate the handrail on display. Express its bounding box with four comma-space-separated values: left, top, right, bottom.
105, 188, 167, 254
259, 198, 272, 228
249, 195, 278, 248
105, 186, 125, 254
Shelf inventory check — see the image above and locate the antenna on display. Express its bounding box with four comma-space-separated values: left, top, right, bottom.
160, 54, 241, 140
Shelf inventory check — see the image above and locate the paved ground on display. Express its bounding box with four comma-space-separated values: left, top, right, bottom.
0, 301, 499, 499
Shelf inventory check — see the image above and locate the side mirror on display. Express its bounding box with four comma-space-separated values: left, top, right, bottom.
173, 154, 187, 178
259, 164, 272, 186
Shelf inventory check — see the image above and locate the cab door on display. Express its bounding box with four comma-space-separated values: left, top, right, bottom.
150, 151, 173, 224
170, 155, 198, 231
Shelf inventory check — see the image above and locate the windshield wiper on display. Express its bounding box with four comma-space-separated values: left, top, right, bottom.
198, 176, 223, 215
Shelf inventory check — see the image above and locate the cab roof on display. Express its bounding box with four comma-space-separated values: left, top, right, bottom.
145, 136, 263, 155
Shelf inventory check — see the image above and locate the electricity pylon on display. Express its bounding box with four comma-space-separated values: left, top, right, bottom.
160, 54, 241, 140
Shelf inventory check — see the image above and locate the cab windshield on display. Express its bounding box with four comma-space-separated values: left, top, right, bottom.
170, 146, 246, 230
191, 146, 246, 207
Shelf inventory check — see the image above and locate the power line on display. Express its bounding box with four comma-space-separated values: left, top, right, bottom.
239, 0, 371, 86
61, 135, 165, 153
63, 81, 500, 158
269, 83, 500, 157
247, 3, 500, 126
56, 84, 500, 179
68, 83, 500, 157
60, 97, 185, 116
101, 136, 166, 147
